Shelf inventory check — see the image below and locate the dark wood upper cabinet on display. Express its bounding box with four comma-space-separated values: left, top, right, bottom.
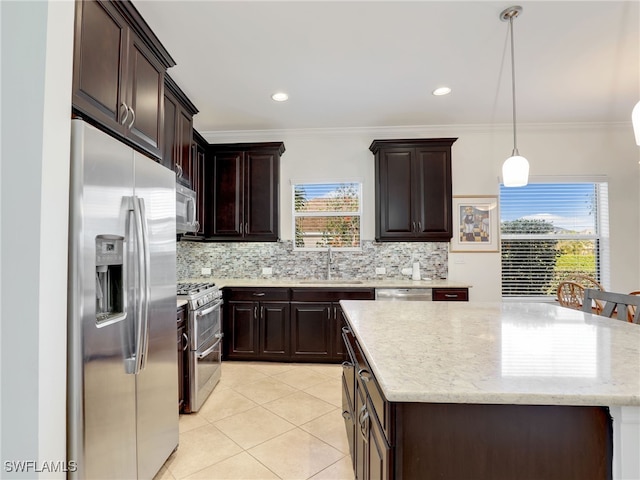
205, 143, 285, 241
162, 74, 198, 186
370, 138, 457, 242
72, 0, 175, 159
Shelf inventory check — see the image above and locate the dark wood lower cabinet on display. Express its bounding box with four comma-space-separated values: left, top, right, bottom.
342, 327, 613, 480
223, 287, 374, 363
290, 303, 332, 361
177, 305, 188, 412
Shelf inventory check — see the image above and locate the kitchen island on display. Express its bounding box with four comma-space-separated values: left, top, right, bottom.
339, 300, 640, 480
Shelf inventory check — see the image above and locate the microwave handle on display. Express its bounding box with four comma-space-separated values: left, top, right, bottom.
188, 196, 197, 225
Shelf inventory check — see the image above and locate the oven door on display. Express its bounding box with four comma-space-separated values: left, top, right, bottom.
189, 332, 223, 412
188, 298, 223, 412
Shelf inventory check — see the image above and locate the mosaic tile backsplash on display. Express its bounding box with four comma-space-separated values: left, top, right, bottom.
177, 240, 449, 281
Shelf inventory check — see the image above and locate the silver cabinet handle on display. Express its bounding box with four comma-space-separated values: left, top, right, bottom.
342, 410, 351, 420
412, 221, 417, 232
417, 221, 422, 232
253, 292, 266, 297
120, 102, 130, 125
245, 222, 249, 235
176, 163, 183, 178
128, 106, 136, 129
358, 368, 371, 383
254, 305, 258, 319
341, 361, 353, 368
342, 326, 351, 335
240, 222, 243, 235
358, 404, 369, 442
182, 332, 189, 351
260, 306, 264, 319
445, 294, 458, 298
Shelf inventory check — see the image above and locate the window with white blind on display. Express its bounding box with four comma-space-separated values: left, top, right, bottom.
500, 181, 609, 299
292, 182, 362, 250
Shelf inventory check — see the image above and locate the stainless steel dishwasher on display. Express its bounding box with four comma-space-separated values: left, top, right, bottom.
374, 288, 432, 301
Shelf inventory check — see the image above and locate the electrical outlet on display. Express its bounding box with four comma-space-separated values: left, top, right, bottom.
375, 267, 386, 275
262, 267, 273, 275
201, 267, 212, 275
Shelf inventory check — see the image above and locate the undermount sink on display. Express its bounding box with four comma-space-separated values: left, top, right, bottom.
299, 279, 364, 284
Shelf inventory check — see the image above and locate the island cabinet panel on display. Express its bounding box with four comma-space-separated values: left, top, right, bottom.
397, 403, 612, 480
342, 326, 613, 480
370, 138, 457, 242
72, 0, 174, 159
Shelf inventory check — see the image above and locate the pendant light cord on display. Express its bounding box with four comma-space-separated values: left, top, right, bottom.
509, 15, 519, 156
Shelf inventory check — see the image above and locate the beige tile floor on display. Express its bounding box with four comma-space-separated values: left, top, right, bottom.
154, 361, 355, 480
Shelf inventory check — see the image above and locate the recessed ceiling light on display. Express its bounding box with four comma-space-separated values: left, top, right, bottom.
271, 92, 289, 102
432, 87, 452, 96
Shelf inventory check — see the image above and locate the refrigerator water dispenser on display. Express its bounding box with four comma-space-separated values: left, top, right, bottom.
95, 235, 125, 325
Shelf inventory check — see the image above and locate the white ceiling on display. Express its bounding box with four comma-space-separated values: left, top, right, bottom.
134, 1, 640, 134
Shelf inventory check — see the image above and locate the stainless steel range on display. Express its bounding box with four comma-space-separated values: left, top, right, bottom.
177, 282, 223, 412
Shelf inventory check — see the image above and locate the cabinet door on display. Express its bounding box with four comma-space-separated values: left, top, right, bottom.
412, 148, 452, 240
367, 403, 392, 480
226, 301, 257, 359
124, 35, 164, 158
333, 304, 347, 361
376, 149, 415, 240
355, 382, 367, 480
259, 302, 290, 359
72, 0, 128, 132
245, 152, 279, 240
161, 93, 177, 171
290, 303, 331, 360
207, 151, 244, 237
194, 142, 206, 236
177, 316, 185, 411
176, 109, 193, 185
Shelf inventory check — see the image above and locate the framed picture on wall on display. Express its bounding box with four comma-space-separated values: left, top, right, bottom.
450, 196, 499, 252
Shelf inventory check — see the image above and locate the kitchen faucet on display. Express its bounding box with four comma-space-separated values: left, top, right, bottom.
327, 246, 333, 280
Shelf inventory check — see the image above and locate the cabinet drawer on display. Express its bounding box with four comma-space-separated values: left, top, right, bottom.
355, 344, 390, 440
432, 288, 468, 301
291, 288, 375, 302
225, 287, 290, 302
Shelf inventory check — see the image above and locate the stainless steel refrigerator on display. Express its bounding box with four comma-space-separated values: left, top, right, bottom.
67, 120, 178, 479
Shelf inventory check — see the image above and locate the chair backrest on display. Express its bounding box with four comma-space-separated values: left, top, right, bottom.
627, 292, 640, 322
582, 289, 640, 324
561, 274, 604, 291
557, 281, 586, 310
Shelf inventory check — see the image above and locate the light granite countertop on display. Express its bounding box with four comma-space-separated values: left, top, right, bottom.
180, 277, 471, 289
339, 300, 640, 407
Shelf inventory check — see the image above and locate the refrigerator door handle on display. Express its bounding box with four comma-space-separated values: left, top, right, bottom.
137, 196, 151, 372
123, 206, 137, 374
132, 196, 148, 374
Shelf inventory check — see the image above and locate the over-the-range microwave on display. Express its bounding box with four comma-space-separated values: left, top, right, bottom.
176, 182, 198, 234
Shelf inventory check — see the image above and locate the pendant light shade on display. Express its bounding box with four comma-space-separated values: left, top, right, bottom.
500, 6, 529, 187
633, 100, 640, 146
502, 154, 529, 187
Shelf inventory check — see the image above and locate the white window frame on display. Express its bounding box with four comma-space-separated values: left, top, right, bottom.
500, 176, 609, 301
291, 180, 363, 251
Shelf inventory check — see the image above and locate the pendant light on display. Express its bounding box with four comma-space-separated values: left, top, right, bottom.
633, 100, 640, 145
501, 6, 529, 187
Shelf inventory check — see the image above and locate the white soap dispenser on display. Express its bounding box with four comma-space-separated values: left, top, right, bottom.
412, 261, 421, 281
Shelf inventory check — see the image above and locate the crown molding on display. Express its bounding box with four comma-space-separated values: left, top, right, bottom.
199, 122, 631, 143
